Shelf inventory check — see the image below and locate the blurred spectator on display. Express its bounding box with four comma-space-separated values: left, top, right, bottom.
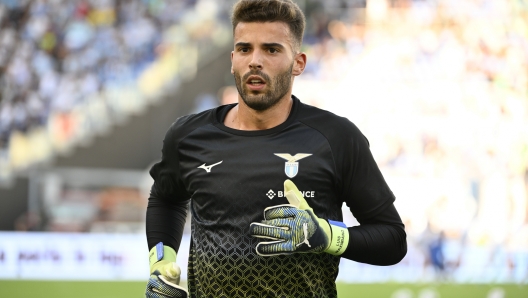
218, 85, 238, 105
191, 92, 218, 113
429, 231, 446, 279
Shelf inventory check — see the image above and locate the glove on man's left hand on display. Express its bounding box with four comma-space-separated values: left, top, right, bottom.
249, 179, 349, 256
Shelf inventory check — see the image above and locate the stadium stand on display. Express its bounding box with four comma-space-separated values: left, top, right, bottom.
0, 0, 232, 182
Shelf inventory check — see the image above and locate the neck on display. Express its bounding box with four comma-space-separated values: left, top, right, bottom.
225, 94, 294, 130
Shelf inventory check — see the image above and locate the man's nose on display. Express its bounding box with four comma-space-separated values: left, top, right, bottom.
249, 51, 263, 69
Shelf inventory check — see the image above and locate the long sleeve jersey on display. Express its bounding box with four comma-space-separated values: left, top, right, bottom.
146, 96, 407, 297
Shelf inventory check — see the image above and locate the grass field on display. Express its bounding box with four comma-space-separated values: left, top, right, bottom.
0, 281, 526, 297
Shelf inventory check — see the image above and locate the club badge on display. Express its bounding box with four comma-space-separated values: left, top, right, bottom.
274, 153, 312, 178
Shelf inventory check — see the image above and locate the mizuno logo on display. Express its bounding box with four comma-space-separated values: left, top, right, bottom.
197, 161, 223, 173
274, 153, 312, 178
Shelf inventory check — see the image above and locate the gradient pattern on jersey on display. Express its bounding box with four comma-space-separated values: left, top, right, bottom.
187, 213, 340, 298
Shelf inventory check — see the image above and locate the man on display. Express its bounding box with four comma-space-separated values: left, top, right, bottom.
145, 0, 407, 297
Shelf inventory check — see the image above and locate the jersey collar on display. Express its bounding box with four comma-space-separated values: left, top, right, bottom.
212, 95, 301, 136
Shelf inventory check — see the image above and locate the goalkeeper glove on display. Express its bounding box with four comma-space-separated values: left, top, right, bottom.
145, 242, 188, 298
249, 179, 349, 256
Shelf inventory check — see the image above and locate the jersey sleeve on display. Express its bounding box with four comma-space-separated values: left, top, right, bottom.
341, 203, 407, 265
146, 197, 189, 251
339, 120, 395, 220
297, 104, 406, 264
149, 117, 192, 203
332, 118, 406, 264
298, 104, 395, 218
146, 116, 193, 251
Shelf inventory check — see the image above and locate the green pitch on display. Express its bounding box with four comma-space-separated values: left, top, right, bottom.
0, 281, 526, 297
336, 283, 528, 297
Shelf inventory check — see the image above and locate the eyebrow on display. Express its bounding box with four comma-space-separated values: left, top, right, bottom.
235, 42, 286, 49
263, 43, 286, 49
235, 42, 251, 48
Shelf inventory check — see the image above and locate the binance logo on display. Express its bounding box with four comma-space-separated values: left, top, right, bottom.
266, 189, 276, 199
265, 188, 316, 200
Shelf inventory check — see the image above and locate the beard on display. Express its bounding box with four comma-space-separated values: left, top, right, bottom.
233, 63, 293, 111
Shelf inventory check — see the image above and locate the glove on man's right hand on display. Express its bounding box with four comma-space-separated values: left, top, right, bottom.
145, 243, 188, 298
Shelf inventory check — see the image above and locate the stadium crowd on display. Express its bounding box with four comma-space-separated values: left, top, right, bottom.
1, 0, 527, 283
0, 0, 231, 180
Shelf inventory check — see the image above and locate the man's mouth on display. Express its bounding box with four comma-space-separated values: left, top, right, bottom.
245, 75, 267, 91
246, 75, 266, 85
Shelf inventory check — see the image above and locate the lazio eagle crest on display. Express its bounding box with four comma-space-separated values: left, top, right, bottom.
274, 153, 312, 178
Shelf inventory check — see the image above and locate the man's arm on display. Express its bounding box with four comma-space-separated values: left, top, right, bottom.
334, 118, 406, 265
146, 196, 189, 252
341, 203, 407, 265
145, 118, 192, 298
146, 117, 193, 251
145, 195, 190, 298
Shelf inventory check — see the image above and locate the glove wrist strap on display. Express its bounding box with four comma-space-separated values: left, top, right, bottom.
149, 242, 177, 269
325, 220, 349, 255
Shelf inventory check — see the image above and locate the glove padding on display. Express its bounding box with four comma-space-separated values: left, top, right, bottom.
250, 179, 349, 256
146, 260, 188, 298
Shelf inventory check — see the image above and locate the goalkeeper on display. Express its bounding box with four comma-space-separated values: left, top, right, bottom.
145, 0, 407, 297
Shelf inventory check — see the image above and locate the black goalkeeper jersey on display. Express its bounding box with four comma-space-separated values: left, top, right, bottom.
147, 96, 402, 297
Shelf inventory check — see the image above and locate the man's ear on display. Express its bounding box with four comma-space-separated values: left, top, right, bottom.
292, 52, 307, 76
230, 51, 234, 74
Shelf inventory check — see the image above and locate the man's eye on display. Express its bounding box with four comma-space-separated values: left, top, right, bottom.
269, 48, 278, 53
240, 48, 249, 52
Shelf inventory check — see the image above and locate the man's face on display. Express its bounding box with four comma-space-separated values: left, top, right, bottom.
231, 22, 304, 111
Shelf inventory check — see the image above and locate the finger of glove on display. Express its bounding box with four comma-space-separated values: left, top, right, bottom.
150, 261, 181, 286
255, 239, 295, 256
250, 221, 292, 240
262, 217, 319, 247
146, 274, 188, 298
162, 262, 181, 283
284, 179, 311, 210
264, 210, 316, 237
263, 205, 299, 220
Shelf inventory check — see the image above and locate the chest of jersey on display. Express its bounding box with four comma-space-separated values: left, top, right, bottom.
177, 123, 342, 224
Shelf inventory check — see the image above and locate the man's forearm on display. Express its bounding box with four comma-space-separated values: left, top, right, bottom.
341, 224, 407, 265
340, 204, 407, 265
146, 197, 189, 251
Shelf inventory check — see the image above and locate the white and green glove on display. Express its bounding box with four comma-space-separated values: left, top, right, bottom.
145, 243, 188, 298
250, 179, 349, 256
